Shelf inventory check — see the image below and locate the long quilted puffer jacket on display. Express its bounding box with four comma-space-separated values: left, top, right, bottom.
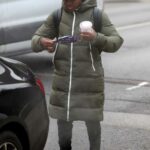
31, 0, 123, 121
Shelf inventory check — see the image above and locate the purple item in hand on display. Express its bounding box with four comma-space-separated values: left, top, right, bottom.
57, 35, 79, 44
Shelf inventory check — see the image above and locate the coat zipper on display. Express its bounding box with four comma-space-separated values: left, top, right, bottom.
89, 42, 96, 71
67, 11, 76, 121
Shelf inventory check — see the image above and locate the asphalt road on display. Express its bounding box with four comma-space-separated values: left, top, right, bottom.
13, 2, 150, 150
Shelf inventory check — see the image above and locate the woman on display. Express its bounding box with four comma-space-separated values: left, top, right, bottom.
31, 0, 123, 149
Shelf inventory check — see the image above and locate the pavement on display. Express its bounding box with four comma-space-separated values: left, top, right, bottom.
44, 84, 150, 150
42, 71, 150, 150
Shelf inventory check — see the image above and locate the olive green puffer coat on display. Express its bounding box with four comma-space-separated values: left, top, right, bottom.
31, 0, 123, 121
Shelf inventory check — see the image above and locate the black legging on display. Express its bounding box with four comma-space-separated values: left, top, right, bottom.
57, 120, 101, 150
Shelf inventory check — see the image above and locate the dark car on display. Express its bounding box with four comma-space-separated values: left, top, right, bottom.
0, 56, 49, 150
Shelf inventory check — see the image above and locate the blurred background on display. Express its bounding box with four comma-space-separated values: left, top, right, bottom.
1, 0, 150, 149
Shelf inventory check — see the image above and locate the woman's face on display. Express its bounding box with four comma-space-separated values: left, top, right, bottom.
63, 0, 82, 12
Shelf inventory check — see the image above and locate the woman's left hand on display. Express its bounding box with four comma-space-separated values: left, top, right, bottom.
80, 28, 97, 41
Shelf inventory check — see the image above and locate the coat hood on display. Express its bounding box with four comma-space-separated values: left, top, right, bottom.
62, 0, 97, 12
80, 0, 97, 11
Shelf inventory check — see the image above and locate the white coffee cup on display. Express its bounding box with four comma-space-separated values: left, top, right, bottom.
80, 21, 93, 32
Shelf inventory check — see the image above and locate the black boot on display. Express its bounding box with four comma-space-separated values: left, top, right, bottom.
57, 120, 73, 150
60, 144, 71, 150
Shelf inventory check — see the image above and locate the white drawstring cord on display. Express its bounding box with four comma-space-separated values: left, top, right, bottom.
89, 42, 96, 72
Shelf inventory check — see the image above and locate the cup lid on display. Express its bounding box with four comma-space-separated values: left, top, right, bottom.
80, 21, 92, 29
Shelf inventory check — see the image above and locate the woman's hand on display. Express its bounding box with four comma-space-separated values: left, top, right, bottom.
40, 37, 56, 53
80, 28, 97, 41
